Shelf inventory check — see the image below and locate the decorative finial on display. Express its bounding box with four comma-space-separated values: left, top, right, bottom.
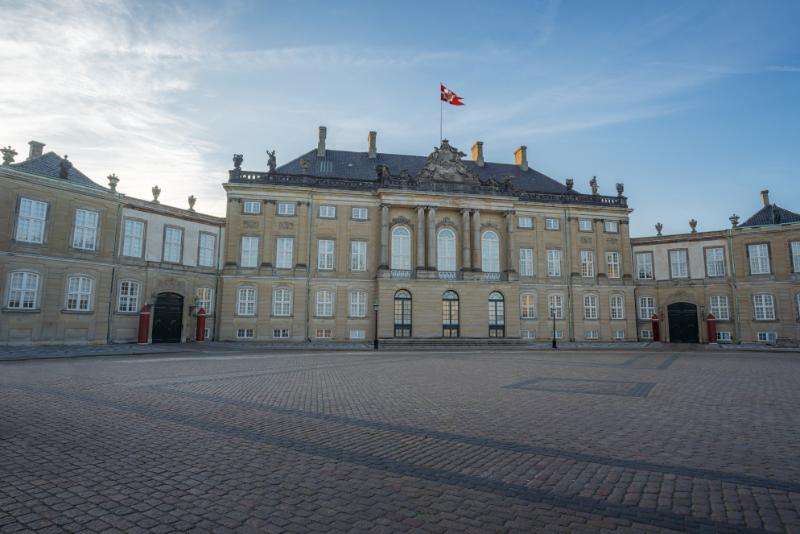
188, 195, 196, 211
300, 158, 310, 174
266, 149, 276, 173
729, 214, 739, 228
565, 178, 574, 191
232, 154, 243, 170
589, 176, 598, 195
689, 219, 697, 233
655, 222, 663, 236
1, 146, 17, 165
151, 185, 161, 203
616, 182, 624, 197
107, 173, 119, 192
59, 155, 72, 179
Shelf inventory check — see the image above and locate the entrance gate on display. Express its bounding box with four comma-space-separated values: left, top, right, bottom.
667, 302, 699, 343
152, 292, 183, 343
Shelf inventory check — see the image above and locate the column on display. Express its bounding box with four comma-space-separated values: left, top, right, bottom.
295, 201, 308, 269
427, 206, 437, 270
595, 218, 606, 276
461, 209, 471, 271
471, 209, 481, 271
379, 204, 389, 269
619, 220, 631, 279
506, 210, 516, 273
416, 206, 426, 270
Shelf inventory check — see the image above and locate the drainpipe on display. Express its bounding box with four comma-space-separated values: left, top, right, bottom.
305, 194, 314, 342
727, 228, 741, 343
106, 202, 122, 344
564, 207, 574, 341
213, 225, 222, 341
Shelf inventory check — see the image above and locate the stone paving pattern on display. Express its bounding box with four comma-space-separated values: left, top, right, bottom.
1, 348, 800, 533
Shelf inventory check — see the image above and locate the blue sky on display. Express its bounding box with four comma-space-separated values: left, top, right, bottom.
2, 0, 798, 236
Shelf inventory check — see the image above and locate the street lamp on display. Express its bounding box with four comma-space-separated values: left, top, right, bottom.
550, 306, 557, 349
373, 301, 380, 350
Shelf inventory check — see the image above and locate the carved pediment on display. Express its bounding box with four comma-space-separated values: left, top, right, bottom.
391, 216, 411, 226
418, 139, 479, 184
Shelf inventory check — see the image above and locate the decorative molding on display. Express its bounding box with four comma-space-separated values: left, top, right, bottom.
391, 216, 412, 226
481, 221, 500, 231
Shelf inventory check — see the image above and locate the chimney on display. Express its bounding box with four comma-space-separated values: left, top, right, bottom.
760, 189, 770, 207
514, 145, 528, 171
28, 140, 45, 161
317, 126, 327, 158
367, 131, 377, 159
471, 141, 484, 167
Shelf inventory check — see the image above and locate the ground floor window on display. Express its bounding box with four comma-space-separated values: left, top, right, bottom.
349, 329, 366, 340
488, 291, 505, 337
315, 328, 333, 339
236, 328, 254, 339
272, 329, 289, 338
394, 290, 412, 337
442, 290, 459, 337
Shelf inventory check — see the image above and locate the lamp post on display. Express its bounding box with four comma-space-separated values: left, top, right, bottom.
550, 307, 557, 349
373, 301, 379, 350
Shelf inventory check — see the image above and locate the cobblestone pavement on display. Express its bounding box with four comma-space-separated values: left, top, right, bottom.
1, 348, 799, 533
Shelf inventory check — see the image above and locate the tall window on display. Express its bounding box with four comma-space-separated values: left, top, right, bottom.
276, 237, 294, 269
65, 275, 93, 311
488, 292, 505, 337
519, 248, 534, 276
437, 228, 456, 272
72, 209, 99, 251
710, 295, 730, 320
606, 252, 621, 278
584, 294, 598, 320
237, 287, 256, 316
481, 231, 500, 273
610, 295, 625, 319
349, 290, 367, 318
442, 291, 460, 337
240, 236, 259, 268
548, 294, 563, 319
546, 249, 561, 277
636, 252, 654, 280
753, 294, 775, 320
350, 241, 367, 272
163, 227, 183, 263
195, 287, 214, 313
15, 198, 47, 243
394, 290, 412, 337
520, 293, 536, 319
748, 244, 770, 274
669, 249, 689, 278
117, 281, 140, 312
122, 219, 145, 257
391, 227, 411, 270
272, 287, 292, 316
198, 233, 217, 267
316, 289, 334, 317
580, 250, 594, 277
7, 272, 39, 309
318, 239, 335, 270
638, 296, 655, 320
705, 247, 725, 277
792, 242, 800, 273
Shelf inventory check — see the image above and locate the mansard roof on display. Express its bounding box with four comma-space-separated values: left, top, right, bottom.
9, 152, 106, 191
740, 204, 800, 227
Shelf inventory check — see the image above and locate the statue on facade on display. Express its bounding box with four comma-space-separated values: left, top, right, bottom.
152, 185, 161, 203
376, 164, 391, 181
565, 178, 574, 192
589, 176, 598, 195
232, 154, 243, 170
1, 146, 17, 165
299, 159, 310, 174
655, 222, 663, 236
188, 195, 197, 211
59, 155, 72, 179
107, 173, 119, 192
266, 150, 276, 172
616, 182, 624, 197
418, 139, 479, 183
689, 219, 697, 233
502, 176, 514, 193
729, 214, 739, 228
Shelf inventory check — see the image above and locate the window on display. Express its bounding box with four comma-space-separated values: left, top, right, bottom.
272, 288, 292, 316
710, 295, 729, 320
669, 249, 689, 278
163, 227, 183, 263
349, 290, 367, 318
315, 329, 332, 339
580, 250, 594, 277
606, 252, 621, 278
520, 293, 536, 319
195, 288, 214, 313
481, 231, 500, 273
546, 249, 561, 277
117, 281, 140, 313
636, 252, 654, 280
237, 287, 256, 316
517, 216, 533, 229
792, 242, 800, 273
122, 219, 145, 257
65, 275, 93, 311
442, 291, 460, 337
604, 220, 619, 233
753, 294, 775, 320
584, 294, 598, 320
319, 205, 336, 218
705, 247, 725, 277
394, 290, 412, 337
757, 331, 777, 344
349, 329, 366, 340
555, 330, 564, 339
15, 198, 48, 243
72, 209, 99, 251
242, 200, 261, 214
716, 331, 732, 342
437, 228, 456, 272
351, 207, 368, 220
640, 329, 653, 340
391, 227, 411, 270
578, 219, 593, 232
276, 237, 294, 269
350, 241, 367, 272
548, 294, 563, 319
545, 217, 560, 230
7, 272, 39, 309
638, 296, 655, 320
318, 239, 335, 270
614, 330, 625, 340
277, 202, 295, 216
522, 330, 536, 340
488, 292, 505, 337
519, 248, 534, 277
748, 244, 770, 275
585, 330, 599, 340
240, 236, 259, 268
237, 328, 254, 339
198, 233, 217, 267
273, 329, 290, 339
316, 289, 334, 317
610, 295, 625, 319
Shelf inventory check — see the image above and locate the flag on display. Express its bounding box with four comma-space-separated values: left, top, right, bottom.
440, 84, 465, 106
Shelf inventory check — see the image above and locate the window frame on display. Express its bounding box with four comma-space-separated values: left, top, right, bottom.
161, 225, 185, 264
747, 243, 771, 275
606, 251, 621, 279
519, 247, 534, 277
14, 197, 49, 245
350, 240, 368, 272
752, 293, 776, 321
610, 294, 625, 320
548, 294, 564, 320
704, 246, 726, 278
578, 219, 593, 232
709, 295, 730, 321
604, 220, 619, 234
6, 271, 41, 310
349, 290, 367, 318
242, 200, 262, 215
390, 227, 411, 271
437, 228, 457, 273
791, 241, 800, 273
116, 280, 141, 314
668, 248, 689, 279
481, 230, 500, 273
276, 237, 294, 269
197, 232, 217, 268
546, 249, 562, 277
635, 251, 654, 280
239, 235, 260, 268
236, 286, 257, 316
317, 239, 336, 271
517, 216, 533, 229
315, 288, 335, 317
580, 250, 595, 278
277, 202, 296, 216
64, 274, 94, 312
318, 205, 337, 219
351, 206, 369, 221
195, 287, 214, 315
583, 294, 598, 320
544, 217, 560, 231
272, 287, 293, 317
121, 218, 147, 259
638, 296, 655, 320
71, 208, 100, 252
520, 293, 536, 319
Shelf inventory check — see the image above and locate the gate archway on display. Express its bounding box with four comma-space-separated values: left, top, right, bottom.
667, 302, 699, 343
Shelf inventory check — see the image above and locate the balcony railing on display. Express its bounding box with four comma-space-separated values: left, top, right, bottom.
437, 270, 463, 281
482, 271, 508, 281
390, 269, 415, 280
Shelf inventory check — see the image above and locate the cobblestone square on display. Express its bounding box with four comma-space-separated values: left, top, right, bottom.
2, 347, 799, 533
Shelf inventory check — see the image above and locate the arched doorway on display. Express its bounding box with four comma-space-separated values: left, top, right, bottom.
488, 291, 505, 337
393, 290, 412, 337
442, 291, 459, 337
667, 302, 699, 343
152, 292, 184, 343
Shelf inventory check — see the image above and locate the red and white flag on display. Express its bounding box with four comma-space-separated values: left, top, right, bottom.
440, 84, 465, 106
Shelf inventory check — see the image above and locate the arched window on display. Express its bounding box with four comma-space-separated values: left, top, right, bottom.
437, 228, 456, 273
482, 231, 500, 273
65, 275, 94, 311
117, 280, 141, 313
272, 287, 292, 317
315, 289, 334, 317
442, 290, 459, 337
394, 290, 412, 337
520, 293, 536, 319
488, 291, 505, 337
391, 227, 411, 270
7, 271, 40, 309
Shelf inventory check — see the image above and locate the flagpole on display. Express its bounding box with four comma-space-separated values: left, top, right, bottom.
439, 81, 443, 143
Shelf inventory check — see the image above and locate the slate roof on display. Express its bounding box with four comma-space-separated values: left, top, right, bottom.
275, 149, 570, 194
740, 204, 800, 227
8, 152, 106, 190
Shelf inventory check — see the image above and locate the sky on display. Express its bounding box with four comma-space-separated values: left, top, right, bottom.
1, 0, 798, 236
